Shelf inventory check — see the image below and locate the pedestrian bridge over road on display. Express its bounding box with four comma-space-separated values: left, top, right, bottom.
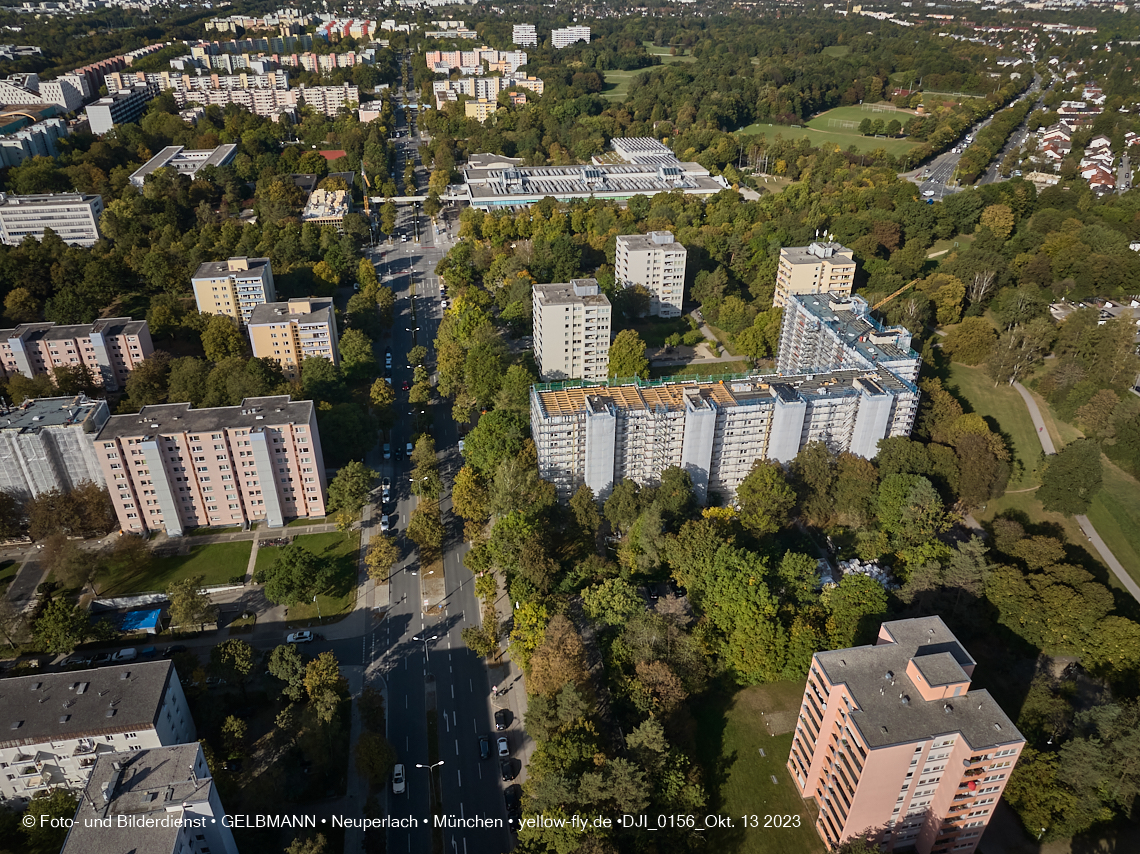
368, 194, 466, 204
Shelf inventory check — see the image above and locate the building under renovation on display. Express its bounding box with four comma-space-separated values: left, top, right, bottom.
0, 395, 109, 498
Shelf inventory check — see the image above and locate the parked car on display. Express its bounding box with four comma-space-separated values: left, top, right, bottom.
394, 446, 404, 462
479, 735, 490, 760
112, 648, 137, 662
91, 652, 113, 666
161, 645, 187, 658
500, 759, 516, 782
380, 514, 391, 533
286, 631, 314, 644
392, 763, 406, 795
497, 736, 509, 757
401, 380, 410, 391
205, 676, 226, 688
405, 442, 414, 455
383, 443, 391, 460
494, 709, 509, 731
61, 653, 93, 667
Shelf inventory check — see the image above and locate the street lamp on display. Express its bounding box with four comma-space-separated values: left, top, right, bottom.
416, 760, 444, 811
412, 633, 438, 657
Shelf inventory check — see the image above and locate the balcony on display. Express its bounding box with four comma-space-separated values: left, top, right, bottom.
72, 739, 96, 756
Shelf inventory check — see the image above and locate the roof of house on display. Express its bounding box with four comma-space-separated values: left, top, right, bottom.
96, 395, 314, 440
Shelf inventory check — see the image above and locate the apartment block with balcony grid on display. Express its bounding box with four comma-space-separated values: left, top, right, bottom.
533, 278, 612, 382
191, 256, 276, 324
247, 297, 338, 379
774, 241, 857, 309
614, 231, 687, 318
787, 617, 1024, 853
1, 317, 153, 390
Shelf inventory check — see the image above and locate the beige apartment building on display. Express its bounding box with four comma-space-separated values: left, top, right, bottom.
191, 256, 276, 324
93, 395, 327, 536
614, 231, 687, 317
774, 241, 857, 309
532, 278, 611, 382
0, 317, 153, 390
788, 617, 1024, 853
247, 298, 339, 379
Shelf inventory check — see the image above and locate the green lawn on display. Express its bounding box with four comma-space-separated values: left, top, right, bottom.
0, 559, 18, 595
650, 360, 750, 380
640, 41, 696, 62
601, 69, 644, 101
188, 525, 243, 537
695, 681, 825, 854
99, 541, 252, 596
1086, 460, 1140, 583
274, 531, 360, 624
927, 234, 975, 257
737, 116, 920, 157
822, 45, 850, 57
945, 363, 1043, 489
630, 316, 692, 347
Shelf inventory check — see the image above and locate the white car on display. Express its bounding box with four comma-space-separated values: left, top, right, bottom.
392, 764, 406, 794
287, 631, 314, 644
497, 736, 510, 757
111, 648, 137, 662
380, 514, 391, 532
923, 190, 935, 198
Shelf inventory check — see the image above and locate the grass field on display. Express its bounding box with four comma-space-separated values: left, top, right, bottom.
650, 360, 750, 380
695, 680, 825, 854
269, 531, 360, 624
601, 69, 644, 101
99, 541, 251, 596
738, 106, 921, 157
822, 45, 850, 56
0, 559, 17, 596
641, 41, 696, 62
946, 363, 1043, 489
1087, 460, 1140, 583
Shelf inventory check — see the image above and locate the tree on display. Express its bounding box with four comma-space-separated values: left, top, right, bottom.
201, 314, 246, 361
369, 377, 395, 409
42, 533, 93, 591
355, 731, 397, 788
268, 643, 307, 702
736, 459, 795, 536
528, 615, 590, 697
858, 118, 872, 135
210, 638, 256, 687
823, 574, 889, 649
305, 650, 345, 723
942, 316, 998, 365
604, 479, 642, 533
338, 328, 375, 380
407, 345, 428, 367
285, 834, 330, 854
407, 502, 444, 558
256, 544, 333, 606
462, 409, 527, 477
365, 533, 399, 582
34, 597, 88, 653
4, 286, 40, 323
581, 578, 643, 627
326, 461, 377, 515
985, 317, 1054, 386
22, 789, 79, 852
608, 329, 649, 380
167, 575, 218, 629
980, 203, 1015, 240
1039, 439, 1103, 515
222, 715, 248, 756
452, 466, 490, 524
0, 490, 24, 540
570, 484, 601, 540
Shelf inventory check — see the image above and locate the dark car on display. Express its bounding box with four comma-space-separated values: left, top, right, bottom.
60, 653, 93, 668
494, 709, 509, 731
500, 759, 516, 782
505, 784, 522, 832
648, 583, 660, 601
478, 735, 490, 760
162, 645, 187, 658
401, 379, 410, 391
91, 652, 113, 666
394, 446, 404, 461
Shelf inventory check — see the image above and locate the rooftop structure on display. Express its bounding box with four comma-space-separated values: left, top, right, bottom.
0, 394, 109, 498
789, 617, 1024, 852
128, 144, 239, 188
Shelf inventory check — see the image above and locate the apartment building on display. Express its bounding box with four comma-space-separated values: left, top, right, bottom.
1, 316, 153, 389
533, 279, 611, 382
513, 23, 538, 46
552, 26, 591, 48
191, 256, 276, 324
433, 75, 544, 110
172, 82, 358, 118
84, 83, 157, 135
0, 661, 195, 805
788, 617, 1024, 853
0, 395, 108, 499
301, 188, 350, 229
247, 298, 339, 379
778, 293, 921, 384
0, 117, 68, 168
61, 743, 239, 854
425, 47, 527, 75
774, 241, 857, 309
532, 367, 917, 504
0, 191, 103, 247
0, 72, 85, 111
614, 231, 688, 317
93, 395, 327, 536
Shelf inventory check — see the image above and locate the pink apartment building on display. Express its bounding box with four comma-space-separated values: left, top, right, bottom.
1, 317, 153, 391
788, 617, 1024, 854
93, 395, 327, 536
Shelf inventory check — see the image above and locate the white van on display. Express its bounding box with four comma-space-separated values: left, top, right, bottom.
112, 648, 138, 662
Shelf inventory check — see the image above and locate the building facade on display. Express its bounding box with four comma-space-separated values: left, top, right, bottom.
531, 367, 918, 504
247, 298, 339, 379
84, 84, 157, 135
552, 26, 591, 48
788, 617, 1024, 853
171, 82, 359, 118
1, 317, 154, 389
93, 395, 327, 536
0, 661, 194, 806
0, 117, 68, 169
614, 231, 687, 318
301, 188, 350, 229
0, 395, 108, 499
191, 256, 276, 324
513, 23, 538, 46
0, 192, 103, 247
774, 241, 857, 309
61, 743, 239, 854
532, 279, 611, 382
778, 294, 921, 384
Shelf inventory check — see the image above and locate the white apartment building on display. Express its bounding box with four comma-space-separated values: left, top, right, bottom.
0, 192, 103, 247
84, 84, 157, 135
128, 144, 238, 188
1, 316, 154, 389
172, 82, 359, 118
778, 293, 921, 384
552, 26, 591, 48
248, 298, 339, 380
0, 661, 195, 806
513, 23, 538, 46
94, 395, 328, 536
533, 279, 612, 382
0, 72, 85, 111
191, 256, 276, 324
0, 395, 108, 499
0, 117, 68, 169
774, 241, 857, 309
432, 75, 544, 110
61, 743, 239, 854
615, 231, 688, 318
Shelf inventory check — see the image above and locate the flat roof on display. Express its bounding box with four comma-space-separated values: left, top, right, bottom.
616, 231, 685, 252
248, 298, 334, 326
0, 192, 99, 207
780, 242, 855, 265
794, 293, 918, 366
2, 317, 146, 343
128, 144, 238, 184
0, 661, 174, 749
191, 257, 271, 280
815, 617, 1022, 751
0, 394, 106, 434
96, 395, 313, 441
533, 280, 610, 307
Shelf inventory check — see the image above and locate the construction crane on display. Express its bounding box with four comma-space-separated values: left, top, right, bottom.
360, 163, 373, 218
871, 277, 921, 311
